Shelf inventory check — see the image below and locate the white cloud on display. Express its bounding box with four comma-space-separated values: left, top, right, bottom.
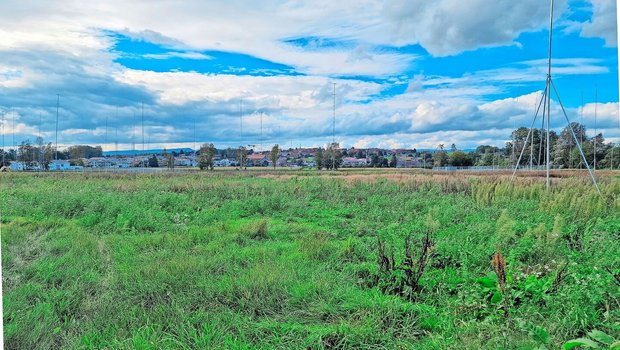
381, 0, 568, 56
580, 0, 617, 47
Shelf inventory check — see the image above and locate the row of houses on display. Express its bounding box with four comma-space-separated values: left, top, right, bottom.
6, 148, 434, 171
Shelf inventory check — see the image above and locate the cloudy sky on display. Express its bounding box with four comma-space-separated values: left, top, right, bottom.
0, 0, 618, 151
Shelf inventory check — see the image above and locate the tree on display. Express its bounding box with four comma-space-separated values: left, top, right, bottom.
449, 151, 473, 166
370, 154, 380, 167
315, 147, 324, 170
433, 151, 448, 166
199, 143, 216, 170
236, 146, 247, 169
270, 144, 280, 169
324, 142, 342, 170
601, 144, 620, 169
166, 153, 175, 169
389, 154, 398, 168
148, 155, 159, 167
450, 143, 457, 152
66, 145, 103, 160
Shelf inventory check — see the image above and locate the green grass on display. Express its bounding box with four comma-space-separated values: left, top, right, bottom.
1, 172, 619, 349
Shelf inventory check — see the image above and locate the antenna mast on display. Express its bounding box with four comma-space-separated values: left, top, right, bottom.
1, 110, 4, 166
332, 82, 336, 144
594, 86, 597, 173
141, 102, 145, 151
55, 94, 59, 160
511, 0, 599, 193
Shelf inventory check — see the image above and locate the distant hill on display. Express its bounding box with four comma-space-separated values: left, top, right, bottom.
103, 148, 194, 156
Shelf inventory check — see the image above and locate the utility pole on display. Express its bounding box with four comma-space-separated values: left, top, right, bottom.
55, 94, 59, 160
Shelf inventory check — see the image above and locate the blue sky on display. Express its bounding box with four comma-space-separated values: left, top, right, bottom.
0, 0, 618, 150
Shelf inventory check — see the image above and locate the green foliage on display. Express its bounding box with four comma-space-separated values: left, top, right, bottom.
270, 144, 280, 169
563, 329, 618, 349
199, 143, 216, 170
1, 172, 618, 349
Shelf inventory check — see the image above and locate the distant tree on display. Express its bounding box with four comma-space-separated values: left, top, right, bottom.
601, 144, 620, 169
380, 157, 389, 167
450, 143, 457, 152
389, 154, 398, 168
270, 144, 280, 169
449, 151, 473, 166
237, 146, 247, 169
166, 153, 175, 169
199, 143, 216, 170
433, 151, 448, 166
370, 154, 380, 167
66, 145, 103, 160
315, 147, 324, 170
479, 152, 495, 166
325, 142, 342, 170
148, 155, 159, 167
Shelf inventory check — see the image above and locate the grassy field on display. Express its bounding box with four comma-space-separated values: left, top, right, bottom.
1, 171, 619, 349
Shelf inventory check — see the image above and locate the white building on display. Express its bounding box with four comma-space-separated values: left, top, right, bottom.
342, 157, 367, 167
49, 160, 72, 171
10, 161, 25, 171
215, 158, 238, 167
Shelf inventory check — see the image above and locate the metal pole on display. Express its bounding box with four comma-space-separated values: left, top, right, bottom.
550, 79, 600, 194
39, 112, 42, 170
332, 82, 336, 144
105, 114, 108, 172
511, 85, 548, 180
55, 94, 59, 160
545, 0, 554, 189
580, 92, 584, 168
1, 110, 4, 167
141, 102, 144, 151
593, 86, 597, 173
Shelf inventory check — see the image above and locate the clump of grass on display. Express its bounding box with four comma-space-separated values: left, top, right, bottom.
299, 231, 332, 261
243, 219, 269, 240
496, 210, 516, 244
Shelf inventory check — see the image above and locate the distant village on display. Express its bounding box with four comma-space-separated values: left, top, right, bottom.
3, 120, 619, 172
2, 145, 445, 171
